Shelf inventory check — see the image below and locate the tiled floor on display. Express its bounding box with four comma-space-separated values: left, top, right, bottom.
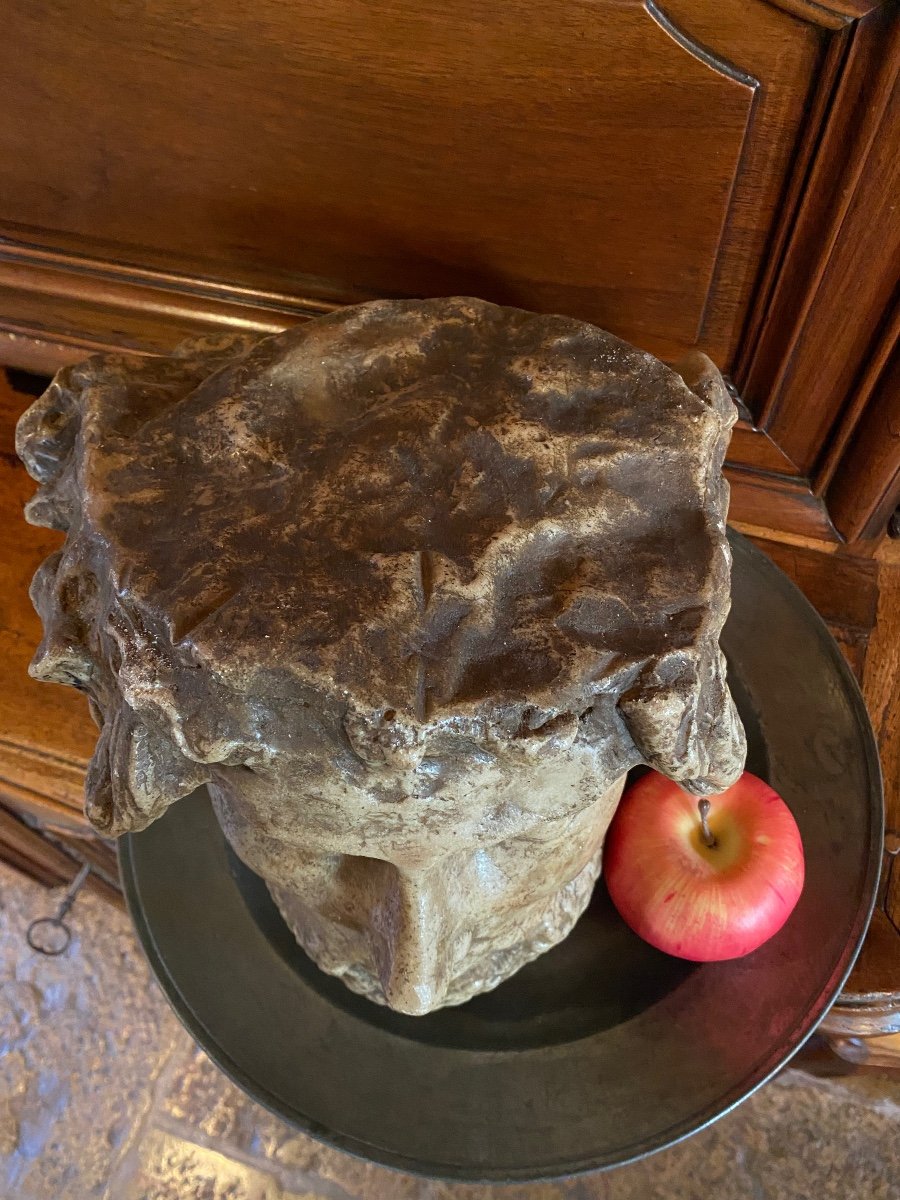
1, 864, 898, 1200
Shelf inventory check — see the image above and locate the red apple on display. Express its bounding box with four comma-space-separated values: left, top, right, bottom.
603, 770, 804, 962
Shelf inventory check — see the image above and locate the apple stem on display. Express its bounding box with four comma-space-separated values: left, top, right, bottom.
698, 799, 717, 849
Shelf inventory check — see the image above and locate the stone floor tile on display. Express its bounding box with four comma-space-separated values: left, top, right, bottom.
602, 1069, 900, 1200
0, 865, 187, 1200
726, 1069, 899, 1200
276, 1136, 449, 1200
160, 1042, 298, 1163
112, 1128, 321, 1200
427, 1181, 598, 1200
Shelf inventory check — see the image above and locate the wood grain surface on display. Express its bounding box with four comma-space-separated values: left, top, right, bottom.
1, 2, 897, 544
0, 0, 822, 367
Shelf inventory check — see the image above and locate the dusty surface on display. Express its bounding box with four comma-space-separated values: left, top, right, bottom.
1, 865, 898, 1200
17, 298, 745, 1012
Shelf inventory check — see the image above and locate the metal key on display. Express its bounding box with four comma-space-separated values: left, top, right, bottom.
26, 863, 91, 956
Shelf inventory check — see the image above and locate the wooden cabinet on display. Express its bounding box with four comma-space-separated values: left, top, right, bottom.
0, 1, 897, 1055
0, 0, 897, 543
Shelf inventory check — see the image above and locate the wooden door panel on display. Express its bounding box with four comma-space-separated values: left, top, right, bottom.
0, 0, 817, 369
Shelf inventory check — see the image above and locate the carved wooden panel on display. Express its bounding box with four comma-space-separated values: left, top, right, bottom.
738, 4, 900, 477
0, 0, 819, 369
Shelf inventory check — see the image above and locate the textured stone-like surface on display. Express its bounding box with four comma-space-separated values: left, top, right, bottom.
116, 1130, 320, 1200
1, 864, 899, 1200
0, 866, 183, 1200
17, 298, 745, 1013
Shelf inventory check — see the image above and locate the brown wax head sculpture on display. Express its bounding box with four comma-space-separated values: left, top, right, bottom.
17, 298, 745, 1014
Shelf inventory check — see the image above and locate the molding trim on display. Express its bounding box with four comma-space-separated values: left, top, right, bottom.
815, 297, 900, 494
0, 237, 335, 361
825, 333, 900, 542
0, 735, 89, 834
732, 26, 853, 412
762, 0, 885, 30
729, 419, 802, 475
724, 464, 841, 542
0, 238, 340, 320
737, 7, 900, 472
645, 2, 759, 88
